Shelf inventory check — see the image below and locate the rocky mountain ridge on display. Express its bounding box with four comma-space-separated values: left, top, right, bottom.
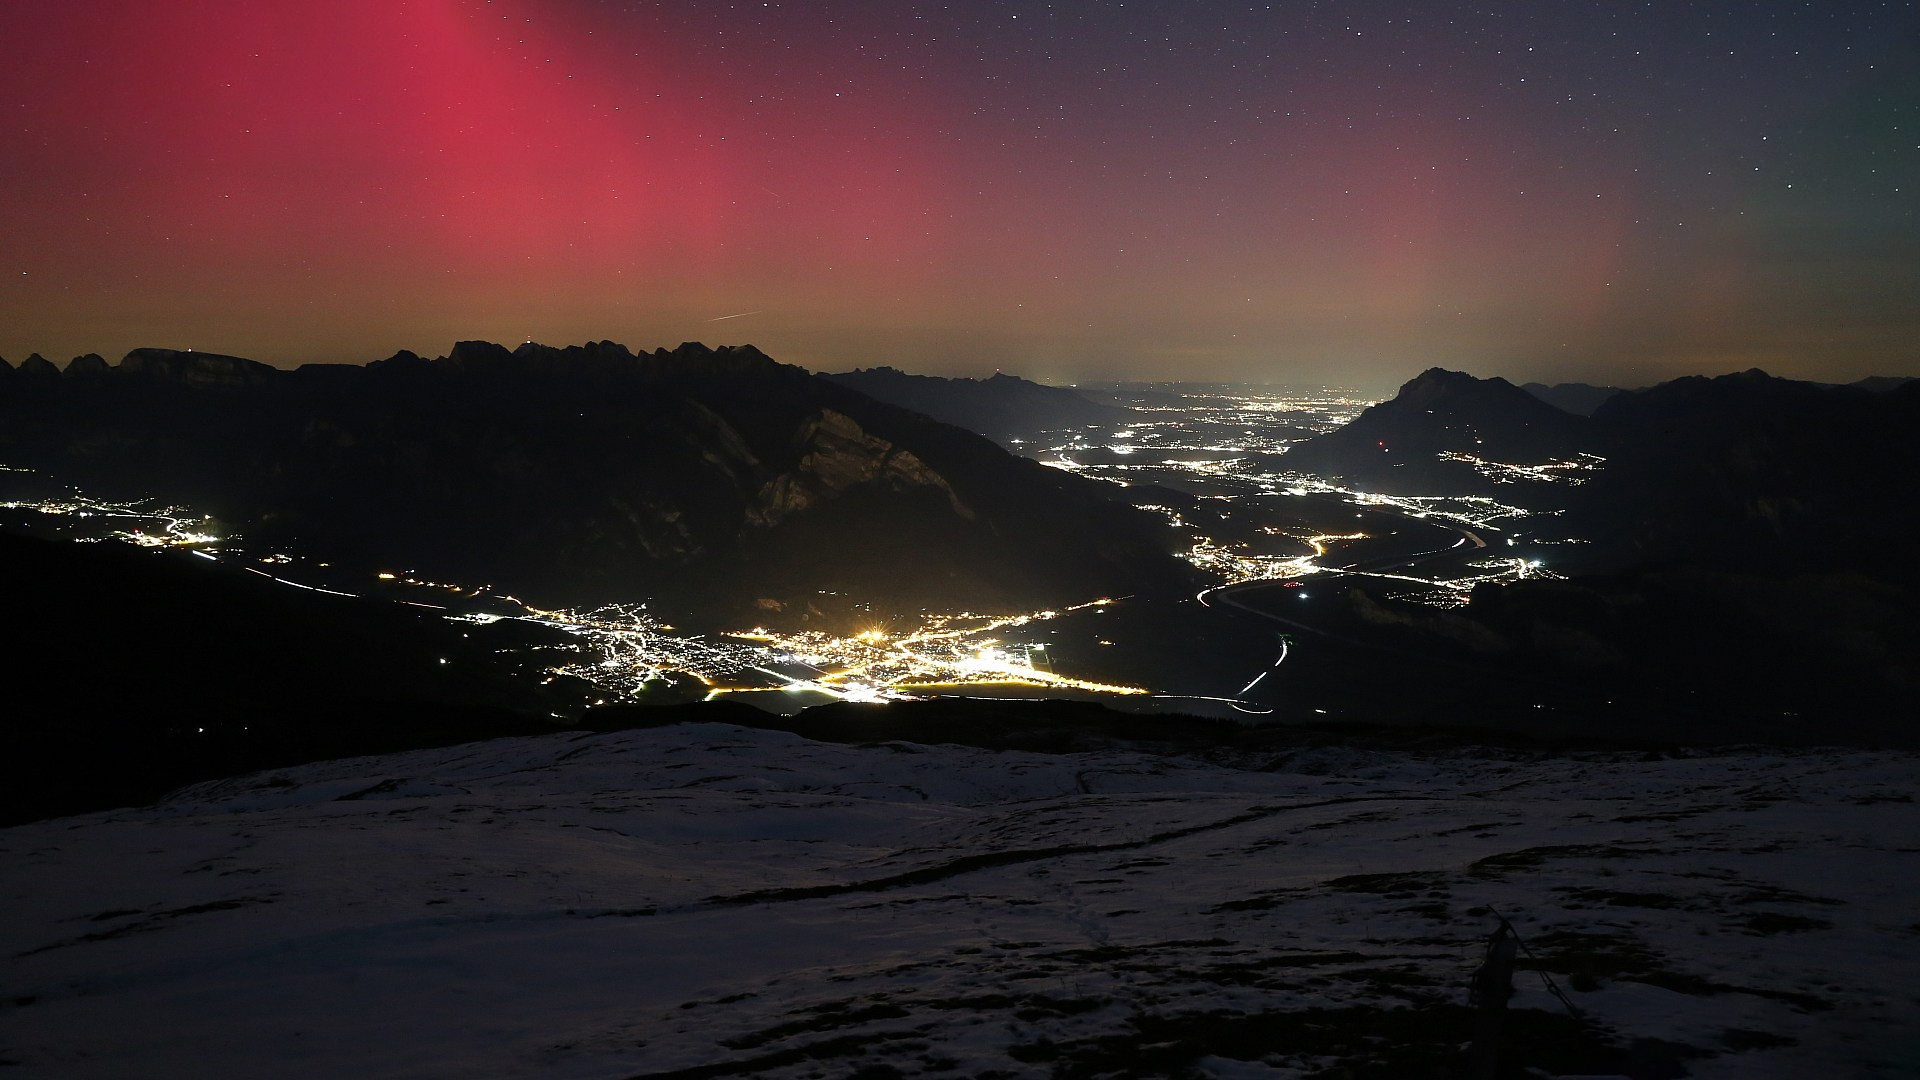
1282, 367, 1594, 496
0, 341, 1190, 618
1283, 365, 1920, 576
820, 365, 1126, 440
1520, 380, 1625, 416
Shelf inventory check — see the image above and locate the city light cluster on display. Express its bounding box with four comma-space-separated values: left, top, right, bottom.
1182, 539, 1317, 583
1318, 486, 1534, 532
515, 597, 1150, 703
4, 375, 1591, 713
1436, 451, 1608, 485
1019, 389, 1592, 615
1, 473, 1153, 709
1032, 386, 1370, 498
2, 491, 220, 548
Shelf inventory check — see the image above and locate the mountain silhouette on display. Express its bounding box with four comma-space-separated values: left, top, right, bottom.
0, 341, 1190, 618
1280, 365, 1920, 577
1520, 380, 1625, 416
1572, 370, 1920, 571
820, 367, 1127, 440
1282, 368, 1593, 495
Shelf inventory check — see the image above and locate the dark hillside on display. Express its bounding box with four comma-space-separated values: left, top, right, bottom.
0, 531, 584, 825
0, 342, 1191, 618
821, 366, 1127, 438
1571, 371, 1920, 572
1283, 368, 1592, 495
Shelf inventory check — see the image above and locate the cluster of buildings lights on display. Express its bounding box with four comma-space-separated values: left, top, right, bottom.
7, 390, 1595, 704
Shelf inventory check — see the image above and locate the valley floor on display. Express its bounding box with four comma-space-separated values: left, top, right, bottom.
3, 724, 1916, 1078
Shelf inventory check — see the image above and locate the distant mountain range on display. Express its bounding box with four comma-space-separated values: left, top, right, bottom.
8, 348, 1917, 822
819, 366, 1126, 439
1519, 380, 1626, 416
1276, 367, 1920, 733
1576, 369, 1920, 571
1520, 374, 1914, 416
1282, 367, 1594, 496
0, 342, 1189, 618
1286, 366, 1920, 575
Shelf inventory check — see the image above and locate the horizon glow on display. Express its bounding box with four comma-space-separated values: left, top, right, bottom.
3, 0, 1916, 391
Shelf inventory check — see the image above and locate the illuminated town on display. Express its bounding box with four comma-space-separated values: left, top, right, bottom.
513, 598, 1150, 706
0, 490, 221, 548
0, 473, 1151, 709
2, 386, 1597, 708
1026, 383, 1587, 606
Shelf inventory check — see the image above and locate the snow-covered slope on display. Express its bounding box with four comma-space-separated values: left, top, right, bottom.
3, 724, 1915, 1078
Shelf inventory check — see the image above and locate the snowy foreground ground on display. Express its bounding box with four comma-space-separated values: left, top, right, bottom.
3, 723, 1917, 1079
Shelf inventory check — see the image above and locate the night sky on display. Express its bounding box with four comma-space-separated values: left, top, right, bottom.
3, 1, 1916, 390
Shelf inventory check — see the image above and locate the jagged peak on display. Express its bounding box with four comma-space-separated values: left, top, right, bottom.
16, 338, 801, 389
1399, 367, 1520, 392
117, 348, 278, 387
1382, 367, 1535, 414
65, 353, 110, 378
506, 339, 640, 367
831, 367, 1056, 390
639, 341, 788, 379
444, 340, 516, 368
1589, 366, 1869, 429
833, 366, 966, 384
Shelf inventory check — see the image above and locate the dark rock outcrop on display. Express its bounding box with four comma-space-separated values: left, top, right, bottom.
16, 353, 60, 381
118, 348, 279, 388
64, 353, 111, 379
